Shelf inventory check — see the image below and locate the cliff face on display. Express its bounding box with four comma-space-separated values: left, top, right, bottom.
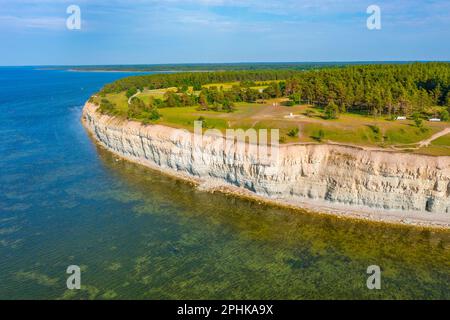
83, 103, 450, 219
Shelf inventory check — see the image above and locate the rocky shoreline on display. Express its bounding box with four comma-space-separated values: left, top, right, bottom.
82, 102, 450, 229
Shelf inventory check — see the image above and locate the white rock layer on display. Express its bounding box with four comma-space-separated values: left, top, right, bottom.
83, 103, 450, 222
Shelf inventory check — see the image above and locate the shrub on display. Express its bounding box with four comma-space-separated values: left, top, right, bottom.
287, 127, 300, 137
412, 112, 423, 128
99, 99, 116, 114
324, 101, 339, 119
128, 97, 147, 119
439, 109, 449, 121
148, 107, 161, 121
164, 91, 181, 108
312, 129, 325, 142
126, 87, 138, 99
368, 125, 380, 135
285, 100, 295, 107
222, 100, 234, 112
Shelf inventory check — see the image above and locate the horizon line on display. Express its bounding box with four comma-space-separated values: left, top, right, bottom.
2, 60, 450, 68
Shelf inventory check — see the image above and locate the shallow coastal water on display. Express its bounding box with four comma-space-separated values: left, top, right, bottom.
0, 68, 449, 299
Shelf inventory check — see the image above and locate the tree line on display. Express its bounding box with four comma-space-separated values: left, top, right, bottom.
284, 62, 450, 118
99, 70, 300, 94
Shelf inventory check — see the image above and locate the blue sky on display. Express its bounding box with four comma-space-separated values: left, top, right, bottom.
0, 0, 449, 65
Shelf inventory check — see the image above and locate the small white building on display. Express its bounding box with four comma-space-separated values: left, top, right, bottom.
396, 116, 407, 120
284, 113, 304, 119
429, 118, 441, 122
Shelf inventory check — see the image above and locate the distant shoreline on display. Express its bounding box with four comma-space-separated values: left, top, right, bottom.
2, 61, 449, 72
66, 69, 175, 73
34, 61, 436, 73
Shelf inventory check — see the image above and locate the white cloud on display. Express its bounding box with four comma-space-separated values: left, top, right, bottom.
0, 15, 66, 30
0, 0, 448, 33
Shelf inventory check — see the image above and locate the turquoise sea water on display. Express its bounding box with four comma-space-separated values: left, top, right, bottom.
0, 68, 449, 299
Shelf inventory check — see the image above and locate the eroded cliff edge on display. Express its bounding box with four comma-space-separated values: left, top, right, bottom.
82, 103, 450, 228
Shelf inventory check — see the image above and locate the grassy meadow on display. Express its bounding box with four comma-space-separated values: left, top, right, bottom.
91, 81, 450, 155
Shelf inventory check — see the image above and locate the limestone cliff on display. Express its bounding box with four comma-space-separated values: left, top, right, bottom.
82, 103, 450, 226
